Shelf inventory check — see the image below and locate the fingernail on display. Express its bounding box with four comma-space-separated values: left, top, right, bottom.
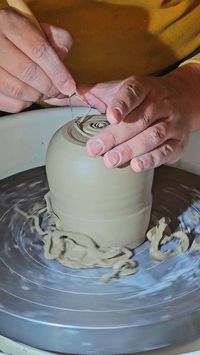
108, 107, 123, 124
61, 80, 76, 96
87, 139, 104, 156
61, 46, 69, 54
112, 107, 123, 121
106, 151, 121, 166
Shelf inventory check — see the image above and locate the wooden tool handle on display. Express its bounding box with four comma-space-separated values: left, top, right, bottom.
7, 0, 42, 31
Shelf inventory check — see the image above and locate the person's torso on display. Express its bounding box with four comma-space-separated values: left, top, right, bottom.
27, 0, 200, 83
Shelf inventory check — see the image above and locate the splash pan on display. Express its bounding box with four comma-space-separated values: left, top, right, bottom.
0, 166, 200, 354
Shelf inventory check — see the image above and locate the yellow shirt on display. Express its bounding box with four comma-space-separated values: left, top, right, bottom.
1, 0, 200, 84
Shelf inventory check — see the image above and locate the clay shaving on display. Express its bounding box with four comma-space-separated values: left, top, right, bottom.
16, 197, 200, 283
147, 217, 190, 261
16, 194, 137, 283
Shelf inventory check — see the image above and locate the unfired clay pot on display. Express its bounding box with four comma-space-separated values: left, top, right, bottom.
46, 115, 154, 249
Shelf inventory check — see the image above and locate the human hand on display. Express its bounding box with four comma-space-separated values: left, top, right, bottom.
0, 8, 76, 113
83, 64, 200, 172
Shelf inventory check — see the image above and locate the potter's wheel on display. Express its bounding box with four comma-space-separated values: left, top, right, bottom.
1, 166, 200, 355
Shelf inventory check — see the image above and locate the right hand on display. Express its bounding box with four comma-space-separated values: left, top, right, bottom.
0, 7, 76, 113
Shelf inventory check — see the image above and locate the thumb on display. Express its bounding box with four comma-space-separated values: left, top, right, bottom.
41, 23, 73, 61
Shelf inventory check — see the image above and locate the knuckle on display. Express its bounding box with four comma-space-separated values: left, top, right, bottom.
150, 124, 167, 145
139, 104, 156, 129
32, 39, 50, 59
10, 85, 24, 100
141, 110, 151, 128
163, 97, 176, 116
147, 152, 158, 168
52, 64, 63, 78
122, 143, 133, 159
128, 75, 137, 84
161, 144, 174, 157
125, 77, 140, 98
20, 62, 38, 82
46, 83, 59, 98
51, 65, 67, 86
106, 129, 117, 147
147, 153, 158, 168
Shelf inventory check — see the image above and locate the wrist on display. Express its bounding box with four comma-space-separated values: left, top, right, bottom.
162, 63, 200, 132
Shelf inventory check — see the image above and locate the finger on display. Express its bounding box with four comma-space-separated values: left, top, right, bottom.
0, 66, 42, 101
0, 35, 61, 98
106, 76, 150, 124
41, 23, 73, 61
86, 99, 168, 157
0, 92, 31, 113
44, 95, 88, 107
44, 86, 91, 106
103, 121, 171, 168
78, 91, 107, 113
2, 9, 76, 95
130, 139, 183, 172
45, 89, 107, 112
78, 81, 121, 113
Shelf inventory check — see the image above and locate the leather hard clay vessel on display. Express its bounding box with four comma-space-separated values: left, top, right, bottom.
46, 114, 154, 249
